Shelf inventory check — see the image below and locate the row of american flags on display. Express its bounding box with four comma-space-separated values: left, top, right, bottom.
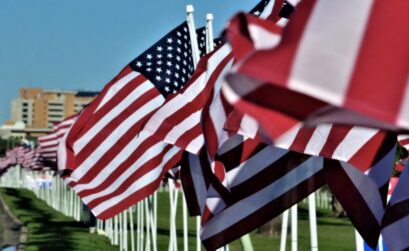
0, 0, 408, 250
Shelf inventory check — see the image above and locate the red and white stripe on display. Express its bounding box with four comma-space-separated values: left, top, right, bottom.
61, 66, 182, 219
38, 115, 76, 164
140, 0, 282, 157
225, 0, 409, 137
398, 134, 409, 151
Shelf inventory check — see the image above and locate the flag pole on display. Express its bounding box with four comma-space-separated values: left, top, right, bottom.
186, 5, 200, 67
279, 210, 289, 251
186, 6, 202, 251
205, 13, 214, 53
291, 205, 298, 251
308, 193, 318, 251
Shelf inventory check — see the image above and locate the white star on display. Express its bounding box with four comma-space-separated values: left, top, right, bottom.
166, 61, 172, 66
181, 77, 185, 82
156, 76, 162, 81
177, 31, 182, 37
183, 27, 188, 32
176, 47, 181, 53
166, 69, 171, 75
174, 82, 179, 87
253, 10, 261, 16
183, 60, 187, 65
184, 43, 188, 49
165, 78, 171, 83
157, 54, 162, 59
183, 35, 188, 40
157, 46, 163, 51
157, 60, 162, 65
147, 62, 152, 66
173, 90, 177, 94
183, 52, 188, 57
167, 46, 173, 51
146, 68, 152, 72
167, 38, 173, 43
177, 39, 182, 44
156, 67, 162, 73
176, 56, 181, 61
175, 73, 179, 78
164, 86, 170, 92
167, 53, 173, 58
182, 68, 186, 74
146, 54, 152, 59
135, 61, 142, 67
175, 64, 180, 70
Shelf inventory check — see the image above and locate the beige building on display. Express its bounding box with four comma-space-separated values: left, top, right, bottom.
10, 88, 97, 128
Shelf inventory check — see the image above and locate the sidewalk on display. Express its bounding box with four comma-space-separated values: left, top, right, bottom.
0, 196, 21, 249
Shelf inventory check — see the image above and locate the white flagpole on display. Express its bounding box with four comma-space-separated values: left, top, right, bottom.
291, 205, 298, 251
123, 210, 128, 251
182, 195, 188, 251
355, 231, 364, 251
280, 210, 290, 251
130, 208, 135, 251
186, 4, 200, 67
308, 193, 319, 251
205, 13, 214, 53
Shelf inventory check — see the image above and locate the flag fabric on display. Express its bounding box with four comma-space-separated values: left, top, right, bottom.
224, 0, 409, 138
381, 160, 409, 251
140, 0, 279, 156
22, 148, 45, 170
398, 135, 409, 152
60, 21, 196, 219
181, 127, 396, 249
37, 115, 76, 169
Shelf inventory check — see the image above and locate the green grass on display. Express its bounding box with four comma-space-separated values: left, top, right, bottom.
1, 188, 356, 251
135, 192, 356, 251
0, 188, 117, 251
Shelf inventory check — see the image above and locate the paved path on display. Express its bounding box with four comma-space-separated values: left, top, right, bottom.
0, 196, 20, 249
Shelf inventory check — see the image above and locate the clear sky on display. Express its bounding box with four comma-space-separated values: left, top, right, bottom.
0, 0, 260, 124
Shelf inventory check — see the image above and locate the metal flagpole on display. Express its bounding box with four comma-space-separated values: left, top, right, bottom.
182, 195, 188, 251
291, 205, 298, 251
355, 231, 364, 251
205, 13, 214, 53
130, 208, 135, 251
185, 7, 202, 251
186, 5, 200, 67
280, 210, 290, 251
308, 193, 319, 251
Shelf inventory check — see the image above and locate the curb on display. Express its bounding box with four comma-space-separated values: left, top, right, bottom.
0, 193, 27, 251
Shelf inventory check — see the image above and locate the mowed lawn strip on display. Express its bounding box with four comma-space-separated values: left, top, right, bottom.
0, 188, 117, 251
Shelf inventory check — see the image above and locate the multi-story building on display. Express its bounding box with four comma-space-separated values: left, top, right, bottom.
10, 88, 98, 128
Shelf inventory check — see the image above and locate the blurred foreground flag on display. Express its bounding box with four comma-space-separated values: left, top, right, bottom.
381, 160, 409, 251
59, 22, 197, 219
224, 0, 409, 139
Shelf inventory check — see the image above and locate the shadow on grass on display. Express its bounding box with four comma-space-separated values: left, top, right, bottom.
2, 188, 88, 251
298, 206, 352, 227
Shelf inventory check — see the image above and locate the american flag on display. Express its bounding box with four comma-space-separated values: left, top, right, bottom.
398, 135, 409, 152
224, 0, 409, 137
381, 160, 409, 251
60, 21, 196, 219
38, 115, 77, 169
140, 0, 278, 156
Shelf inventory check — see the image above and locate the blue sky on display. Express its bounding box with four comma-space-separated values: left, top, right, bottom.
0, 0, 260, 124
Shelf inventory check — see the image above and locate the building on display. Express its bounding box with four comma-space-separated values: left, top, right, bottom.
0, 121, 51, 140
10, 88, 98, 129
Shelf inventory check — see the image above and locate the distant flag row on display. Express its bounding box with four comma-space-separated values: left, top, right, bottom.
1, 0, 408, 250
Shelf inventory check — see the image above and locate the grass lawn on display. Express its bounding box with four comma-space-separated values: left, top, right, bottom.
0, 188, 356, 251
0, 188, 117, 251
142, 191, 356, 251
